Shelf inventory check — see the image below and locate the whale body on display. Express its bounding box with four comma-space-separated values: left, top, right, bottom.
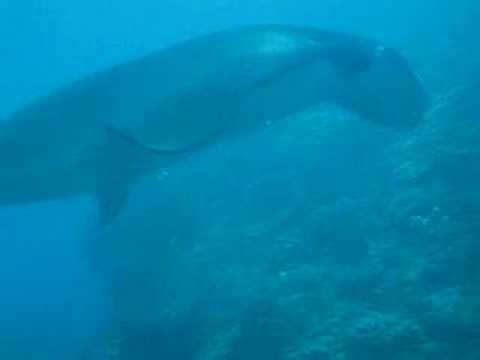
0, 25, 428, 224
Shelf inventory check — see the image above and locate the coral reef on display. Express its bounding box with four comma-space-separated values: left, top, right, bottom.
91, 80, 480, 359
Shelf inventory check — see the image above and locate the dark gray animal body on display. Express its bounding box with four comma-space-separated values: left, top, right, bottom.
0, 25, 428, 224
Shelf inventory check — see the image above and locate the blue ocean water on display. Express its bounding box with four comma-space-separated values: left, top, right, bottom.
0, 1, 479, 359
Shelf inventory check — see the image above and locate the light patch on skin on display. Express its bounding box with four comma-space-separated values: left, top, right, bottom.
257, 32, 314, 55
155, 170, 170, 181
375, 46, 386, 56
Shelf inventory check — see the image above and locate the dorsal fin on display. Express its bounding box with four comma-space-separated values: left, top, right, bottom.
106, 123, 227, 155
106, 126, 193, 154
96, 180, 133, 228
93, 124, 226, 228
92, 128, 156, 228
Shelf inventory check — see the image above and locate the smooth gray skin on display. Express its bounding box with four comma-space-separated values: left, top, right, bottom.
0, 25, 428, 225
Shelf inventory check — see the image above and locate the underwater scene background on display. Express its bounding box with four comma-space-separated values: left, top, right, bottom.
0, 0, 479, 359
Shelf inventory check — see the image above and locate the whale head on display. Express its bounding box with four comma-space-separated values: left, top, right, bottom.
336, 42, 429, 129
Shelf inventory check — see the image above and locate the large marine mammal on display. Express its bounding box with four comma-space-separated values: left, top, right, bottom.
0, 25, 428, 225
